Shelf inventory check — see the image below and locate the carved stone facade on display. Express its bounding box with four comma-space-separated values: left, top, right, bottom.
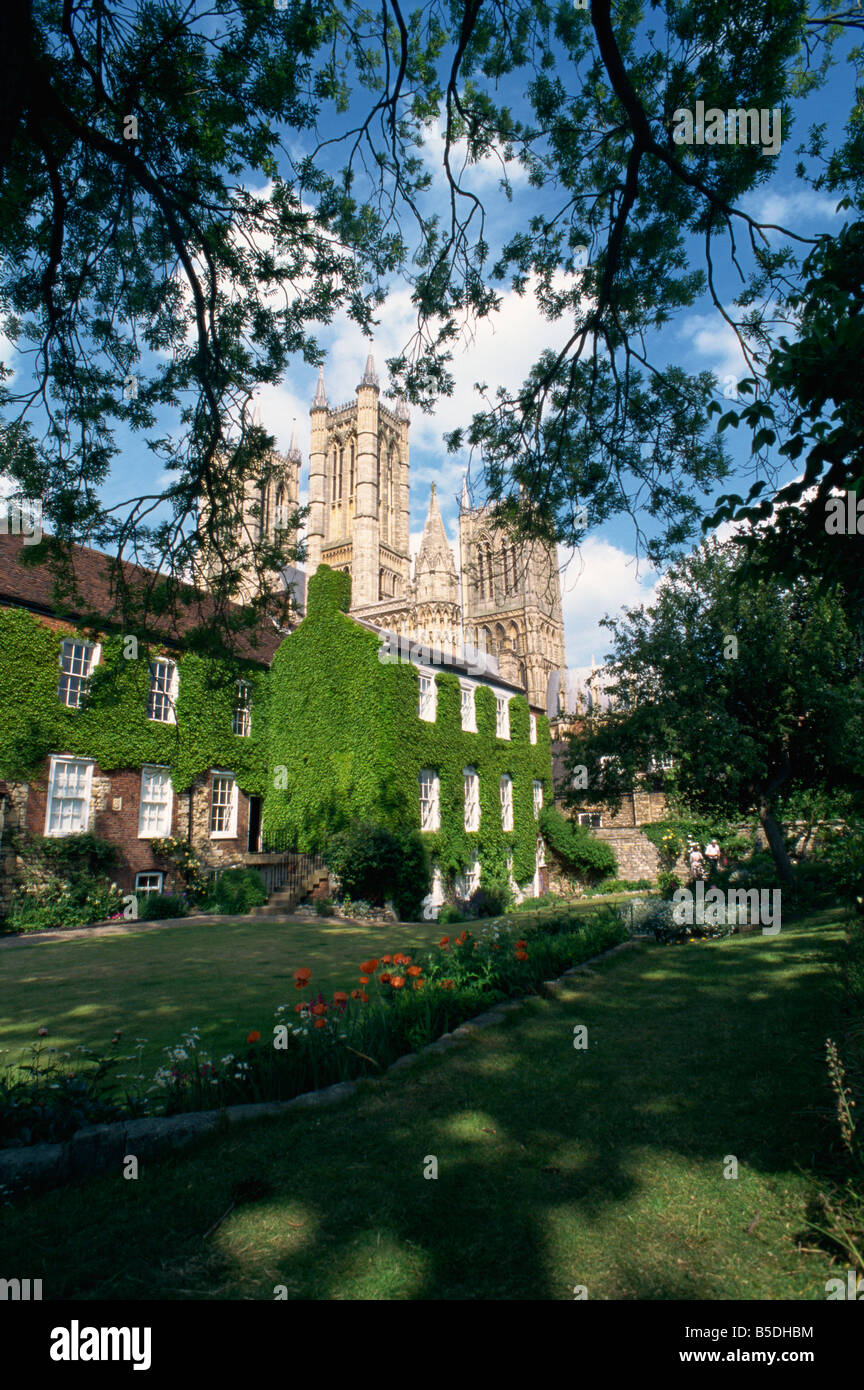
300, 354, 567, 704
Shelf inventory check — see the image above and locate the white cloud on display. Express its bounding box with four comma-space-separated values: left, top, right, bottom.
557, 537, 661, 667
679, 309, 750, 389
741, 187, 843, 229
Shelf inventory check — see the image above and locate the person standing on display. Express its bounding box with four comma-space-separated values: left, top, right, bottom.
688, 843, 705, 881
705, 838, 721, 876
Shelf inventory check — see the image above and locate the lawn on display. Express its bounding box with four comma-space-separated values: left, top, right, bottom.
0, 899, 631, 1082
0, 914, 451, 1081
0, 908, 848, 1300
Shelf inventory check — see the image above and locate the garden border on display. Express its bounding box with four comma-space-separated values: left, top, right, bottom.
0, 941, 641, 1198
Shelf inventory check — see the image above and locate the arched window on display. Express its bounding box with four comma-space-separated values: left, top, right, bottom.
331, 448, 338, 502
349, 441, 355, 499
274, 485, 286, 532
338, 447, 344, 502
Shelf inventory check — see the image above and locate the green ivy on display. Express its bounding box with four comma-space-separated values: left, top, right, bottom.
538, 804, 617, 879
263, 565, 553, 889
0, 606, 267, 795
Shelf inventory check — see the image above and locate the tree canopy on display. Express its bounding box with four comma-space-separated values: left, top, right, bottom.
562, 538, 864, 882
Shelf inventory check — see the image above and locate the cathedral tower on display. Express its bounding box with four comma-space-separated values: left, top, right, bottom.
459, 480, 566, 708
306, 353, 411, 614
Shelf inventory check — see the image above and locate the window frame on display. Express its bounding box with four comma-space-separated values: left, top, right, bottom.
533, 779, 544, 820
460, 681, 477, 733
138, 764, 174, 839
499, 774, 514, 832
232, 680, 252, 737
529, 711, 537, 745
463, 766, 480, 832
135, 871, 164, 897
44, 755, 94, 837
209, 771, 239, 839
417, 669, 437, 723
577, 811, 603, 828
418, 768, 441, 833
495, 693, 510, 740
147, 657, 179, 724
57, 639, 101, 709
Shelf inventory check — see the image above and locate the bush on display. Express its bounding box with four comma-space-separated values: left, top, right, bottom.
138, 893, 188, 920
1, 1043, 149, 1148
438, 903, 465, 925
657, 870, 680, 899
462, 881, 513, 918
314, 897, 336, 917
7, 864, 124, 933
324, 822, 429, 920
539, 806, 617, 880
585, 877, 653, 895
202, 867, 267, 916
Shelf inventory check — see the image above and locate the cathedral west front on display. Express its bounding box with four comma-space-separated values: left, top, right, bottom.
236, 352, 566, 710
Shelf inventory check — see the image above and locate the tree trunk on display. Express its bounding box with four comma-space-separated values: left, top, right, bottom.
758, 796, 795, 887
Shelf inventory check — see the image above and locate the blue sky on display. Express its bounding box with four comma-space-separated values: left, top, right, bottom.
1, 11, 859, 667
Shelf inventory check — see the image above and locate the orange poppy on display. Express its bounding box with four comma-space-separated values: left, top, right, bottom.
515, 939, 527, 949
360, 959, 379, 975
360, 992, 369, 1003
379, 972, 392, 985
358, 975, 369, 985
350, 988, 363, 1000
407, 965, 422, 977
455, 932, 467, 946
413, 979, 425, 990
246, 1030, 262, 1044
332, 991, 348, 1006
381, 954, 393, 965
439, 936, 449, 948
311, 1003, 327, 1016
514, 948, 528, 961
390, 975, 405, 988
294, 967, 312, 989
314, 1018, 327, 1029
441, 979, 455, 990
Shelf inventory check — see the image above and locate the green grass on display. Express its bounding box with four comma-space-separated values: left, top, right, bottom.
0, 899, 628, 1080
0, 909, 849, 1300
0, 916, 451, 1080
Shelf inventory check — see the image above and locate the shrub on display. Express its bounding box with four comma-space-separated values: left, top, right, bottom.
657, 870, 680, 899
438, 903, 465, 925
138, 893, 188, 920
202, 867, 267, 916
7, 866, 124, 932
324, 822, 429, 920
314, 897, 335, 917
539, 806, 617, 880
1, 1042, 149, 1148
462, 881, 513, 919
584, 877, 653, 896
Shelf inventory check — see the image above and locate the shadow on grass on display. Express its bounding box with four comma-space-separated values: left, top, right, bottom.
1, 917, 849, 1301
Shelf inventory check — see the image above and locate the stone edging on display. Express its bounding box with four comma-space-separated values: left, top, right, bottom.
0, 941, 641, 1198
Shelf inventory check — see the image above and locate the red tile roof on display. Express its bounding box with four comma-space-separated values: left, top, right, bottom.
0, 531, 285, 664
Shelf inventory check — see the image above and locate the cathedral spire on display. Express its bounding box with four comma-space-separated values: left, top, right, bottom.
312, 367, 327, 408
287, 426, 301, 463
360, 350, 379, 389
460, 473, 470, 512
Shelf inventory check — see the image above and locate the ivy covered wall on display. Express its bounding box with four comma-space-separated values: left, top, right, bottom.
263, 566, 553, 888
0, 606, 268, 796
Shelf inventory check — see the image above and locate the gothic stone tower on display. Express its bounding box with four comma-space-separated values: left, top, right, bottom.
307, 354, 411, 617
199, 426, 301, 605
413, 482, 461, 653
459, 481, 566, 708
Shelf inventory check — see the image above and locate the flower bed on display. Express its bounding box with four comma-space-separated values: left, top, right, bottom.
1, 906, 626, 1147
